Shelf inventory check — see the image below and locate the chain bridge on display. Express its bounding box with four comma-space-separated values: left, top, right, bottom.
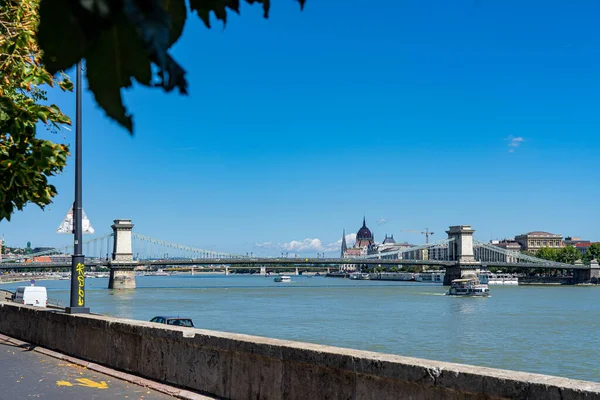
2, 220, 598, 287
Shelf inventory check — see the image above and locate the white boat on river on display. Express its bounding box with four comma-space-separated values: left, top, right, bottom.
447, 275, 490, 297
274, 275, 292, 283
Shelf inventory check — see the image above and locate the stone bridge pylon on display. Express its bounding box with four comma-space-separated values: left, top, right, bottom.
444, 225, 480, 285
108, 219, 137, 289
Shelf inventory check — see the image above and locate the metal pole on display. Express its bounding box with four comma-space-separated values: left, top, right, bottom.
67, 61, 88, 314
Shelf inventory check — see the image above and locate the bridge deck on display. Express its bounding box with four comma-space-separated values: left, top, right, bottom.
0, 258, 583, 269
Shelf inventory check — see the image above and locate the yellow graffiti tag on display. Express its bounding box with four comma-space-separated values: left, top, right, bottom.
56, 380, 73, 387
76, 262, 85, 306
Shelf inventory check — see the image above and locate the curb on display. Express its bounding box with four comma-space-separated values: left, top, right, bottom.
0, 333, 214, 400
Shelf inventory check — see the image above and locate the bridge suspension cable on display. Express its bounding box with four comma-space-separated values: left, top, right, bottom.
473, 239, 572, 268
131, 233, 246, 261
3, 233, 115, 262
362, 237, 455, 261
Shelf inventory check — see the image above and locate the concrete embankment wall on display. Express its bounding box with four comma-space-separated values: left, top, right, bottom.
519, 276, 573, 285
1, 301, 599, 400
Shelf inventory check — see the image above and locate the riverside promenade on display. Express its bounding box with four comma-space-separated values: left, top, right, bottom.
0, 335, 176, 399
1, 300, 600, 400
0, 332, 216, 400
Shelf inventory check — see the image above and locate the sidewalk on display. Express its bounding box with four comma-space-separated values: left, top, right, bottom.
0, 334, 212, 400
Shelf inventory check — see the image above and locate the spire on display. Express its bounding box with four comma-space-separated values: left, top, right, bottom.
341, 229, 348, 258
362, 215, 366, 227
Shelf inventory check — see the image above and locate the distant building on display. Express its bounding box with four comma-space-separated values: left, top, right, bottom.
369, 235, 414, 259
562, 237, 591, 256
341, 217, 376, 270
28, 254, 70, 263
514, 231, 563, 253
355, 217, 375, 249
50, 254, 71, 263
492, 239, 522, 252
342, 217, 375, 259
564, 236, 590, 246
340, 229, 348, 258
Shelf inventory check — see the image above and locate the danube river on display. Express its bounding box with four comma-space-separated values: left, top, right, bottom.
2, 275, 600, 382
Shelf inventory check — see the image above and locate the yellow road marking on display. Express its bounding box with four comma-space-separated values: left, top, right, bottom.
55, 378, 108, 389
75, 378, 109, 389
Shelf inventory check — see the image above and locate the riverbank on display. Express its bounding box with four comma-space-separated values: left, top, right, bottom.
0, 275, 63, 284
1, 300, 599, 400
2, 275, 599, 382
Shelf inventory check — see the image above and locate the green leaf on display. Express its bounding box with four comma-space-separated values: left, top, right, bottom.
164, 0, 187, 46
190, 0, 303, 28
58, 79, 74, 92
38, 0, 89, 74
189, 0, 240, 28
85, 16, 154, 133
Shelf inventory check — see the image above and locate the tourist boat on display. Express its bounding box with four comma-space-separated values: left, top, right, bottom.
349, 272, 370, 280
478, 271, 518, 285
274, 275, 292, 283
447, 276, 490, 297
415, 271, 445, 283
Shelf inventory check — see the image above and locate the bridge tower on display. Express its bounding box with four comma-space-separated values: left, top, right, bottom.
444, 225, 480, 285
573, 259, 600, 284
108, 219, 137, 289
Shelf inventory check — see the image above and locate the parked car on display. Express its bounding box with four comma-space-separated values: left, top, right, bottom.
150, 316, 194, 327
14, 286, 47, 307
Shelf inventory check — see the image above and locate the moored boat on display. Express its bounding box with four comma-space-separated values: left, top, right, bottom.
144, 268, 170, 277
478, 271, 518, 285
349, 272, 370, 280
415, 271, 445, 283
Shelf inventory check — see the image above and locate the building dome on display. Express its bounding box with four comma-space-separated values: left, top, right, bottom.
355, 217, 374, 248
357, 217, 373, 240
382, 234, 396, 244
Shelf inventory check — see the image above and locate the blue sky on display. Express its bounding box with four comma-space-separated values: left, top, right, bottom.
2, 0, 600, 256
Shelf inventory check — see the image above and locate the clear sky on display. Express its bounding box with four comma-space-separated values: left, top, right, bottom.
2, 0, 599, 256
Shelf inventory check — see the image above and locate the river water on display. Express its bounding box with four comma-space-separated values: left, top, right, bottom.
2, 275, 599, 382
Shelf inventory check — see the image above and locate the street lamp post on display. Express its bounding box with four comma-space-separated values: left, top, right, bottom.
66, 61, 88, 314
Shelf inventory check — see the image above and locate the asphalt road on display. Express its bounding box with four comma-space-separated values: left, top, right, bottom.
0, 341, 175, 400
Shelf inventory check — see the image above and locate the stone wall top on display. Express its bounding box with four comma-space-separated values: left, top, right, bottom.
0, 301, 598, 400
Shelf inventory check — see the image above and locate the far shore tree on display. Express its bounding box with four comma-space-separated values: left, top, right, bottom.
556, 245, 581, 265
583, 243, 600, 264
